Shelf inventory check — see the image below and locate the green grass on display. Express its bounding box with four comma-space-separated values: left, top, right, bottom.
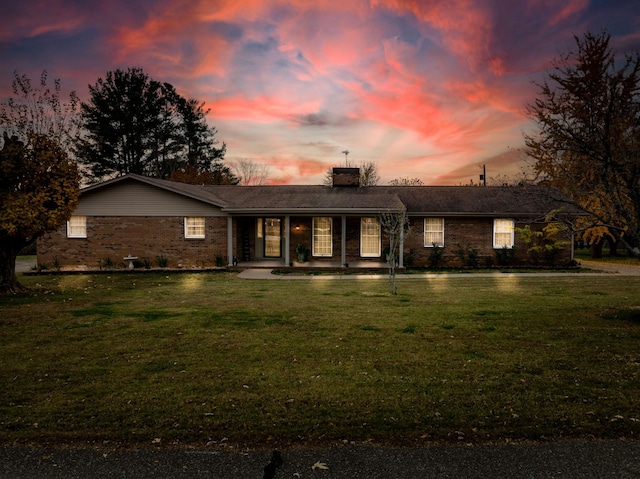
1, 271, 640, 449
574, 247, 640, 266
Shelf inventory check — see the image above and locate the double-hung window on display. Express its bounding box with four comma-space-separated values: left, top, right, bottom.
185, 217, 205, 239
312, 217, 332, 257
493, 219, 514, 248
67, 215, 87, 238
360, 217, 381, 257
424, 218, 444, 247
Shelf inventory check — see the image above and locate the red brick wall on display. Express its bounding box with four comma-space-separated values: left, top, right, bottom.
38, 215, 573, 269
38, 216, 228, 269
403, 217, 573, 267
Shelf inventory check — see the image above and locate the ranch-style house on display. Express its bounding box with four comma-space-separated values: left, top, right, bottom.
37, 168, 577, 270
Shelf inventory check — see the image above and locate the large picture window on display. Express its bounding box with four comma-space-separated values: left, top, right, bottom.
494, 219, 515, 248
313, 217, 332, 257
184, 217, 205, 239
361, 217, 381, 257
424, 218, 444, 247
67, 216, 87, 238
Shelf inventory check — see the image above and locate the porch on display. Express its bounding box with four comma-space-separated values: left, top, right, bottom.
229, 215, 401, 270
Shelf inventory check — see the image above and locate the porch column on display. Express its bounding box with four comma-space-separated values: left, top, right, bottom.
227, 216, 234, 266
284, 215, 291, 266
341, 215, 347, 267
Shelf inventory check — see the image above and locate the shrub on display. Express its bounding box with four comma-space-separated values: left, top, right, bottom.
427, 245, 445, 269
99, 257, 116, 270
455, 244, 480, 268
495, 246, 516, 266
155, 255, 169, 268
517, 222, 570, 266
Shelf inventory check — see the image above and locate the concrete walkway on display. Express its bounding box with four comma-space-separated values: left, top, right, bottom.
17, 257, 640, 278
238, 260, 640, 279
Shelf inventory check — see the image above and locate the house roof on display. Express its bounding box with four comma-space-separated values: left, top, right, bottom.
80, 174, 576, 217
204, 185, 407, 214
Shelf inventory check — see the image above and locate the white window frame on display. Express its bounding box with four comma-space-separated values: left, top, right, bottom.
312, 217, 333, 257
184, 216, 205, 239
424, 218, 444, 247
67, 215, 87, 238
360, 217, 381, 257
493, 218, 515, 248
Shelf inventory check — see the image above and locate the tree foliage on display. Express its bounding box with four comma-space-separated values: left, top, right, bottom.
389, 177, 424, 186
0, 71, 79, 148
0, 71, 80, 293
516, 212, 571, 266
524, 31, 640, 257
167, 163, 238, 185
75, 67, 232, 183
0, 133, 79, 292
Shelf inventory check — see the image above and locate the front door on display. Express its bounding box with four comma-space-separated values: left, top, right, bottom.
264, 218, 282, 258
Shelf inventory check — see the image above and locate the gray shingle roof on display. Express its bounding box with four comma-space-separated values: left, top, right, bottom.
81, 174, 575, 217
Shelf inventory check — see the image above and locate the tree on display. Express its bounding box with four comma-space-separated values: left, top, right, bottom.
379, 209, 410, 295
75, 68, 230, 183
524, 31, 640, 258
0, 133, 79, 293
232, 158, 270, 185
0, 71, 79, 148
167, 163, 238, 185
0, 71, 80, 293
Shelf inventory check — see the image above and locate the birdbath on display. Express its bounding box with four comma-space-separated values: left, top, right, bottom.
123, 255, 138, 270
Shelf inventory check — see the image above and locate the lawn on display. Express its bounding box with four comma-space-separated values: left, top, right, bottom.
1, 271, 639, 449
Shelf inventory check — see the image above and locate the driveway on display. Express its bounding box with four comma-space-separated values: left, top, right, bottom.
15, 258, 36, 273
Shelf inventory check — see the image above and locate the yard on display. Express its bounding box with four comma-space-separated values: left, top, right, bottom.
1, 270, 639, 449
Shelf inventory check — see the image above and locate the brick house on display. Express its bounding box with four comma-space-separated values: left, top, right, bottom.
38, 170, 577, 270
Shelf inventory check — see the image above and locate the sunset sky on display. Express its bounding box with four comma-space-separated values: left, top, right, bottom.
2, 0, 639, 185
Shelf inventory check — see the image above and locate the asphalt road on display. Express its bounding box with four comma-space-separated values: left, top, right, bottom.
1, 440, 640, 478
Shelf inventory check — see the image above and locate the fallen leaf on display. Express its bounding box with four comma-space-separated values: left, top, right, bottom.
312, 461, 329, 470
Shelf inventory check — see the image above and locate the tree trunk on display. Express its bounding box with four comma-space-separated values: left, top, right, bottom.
589, 239, 603, 258
0, 241, 27, 294
606, 233, 619, 256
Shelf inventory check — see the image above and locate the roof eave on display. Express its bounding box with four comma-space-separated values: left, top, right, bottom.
223, 207, 403, 215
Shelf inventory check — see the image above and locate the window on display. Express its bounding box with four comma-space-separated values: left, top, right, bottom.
361, 218, 381, 257
264, 218, 281, 257
184, 217, 205, 239
494, 219, 515, 248
67, 216, 87, 238
313, 217, 332, 256
257, 218, 263, 238
424, 218, 444, 247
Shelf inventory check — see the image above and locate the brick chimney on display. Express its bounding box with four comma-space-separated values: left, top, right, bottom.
332, 167, 360, 187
